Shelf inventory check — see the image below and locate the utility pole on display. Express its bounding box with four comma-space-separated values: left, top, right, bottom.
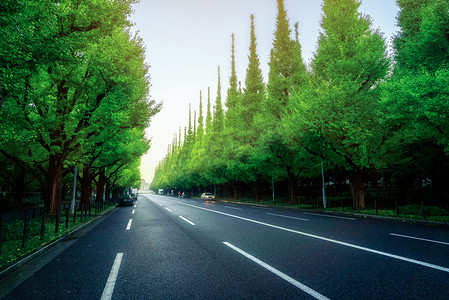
321, 159, 327, 208
70, 167, 77, 214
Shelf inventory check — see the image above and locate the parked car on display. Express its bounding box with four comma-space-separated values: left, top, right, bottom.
201, 192, 214, 200
119, 195, 134, 206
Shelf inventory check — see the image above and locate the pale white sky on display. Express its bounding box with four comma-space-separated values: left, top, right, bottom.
130, 0, 399, 184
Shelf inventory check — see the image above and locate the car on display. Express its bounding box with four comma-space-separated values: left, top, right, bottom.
201, 192, 214, 200
119, 195, 134, 206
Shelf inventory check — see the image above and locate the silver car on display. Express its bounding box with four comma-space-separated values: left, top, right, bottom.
200, 192, 215, 200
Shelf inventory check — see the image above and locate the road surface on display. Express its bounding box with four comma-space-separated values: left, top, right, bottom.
2, 194, 449, 299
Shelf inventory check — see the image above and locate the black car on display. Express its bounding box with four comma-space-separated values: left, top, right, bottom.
119, 195, 134, 206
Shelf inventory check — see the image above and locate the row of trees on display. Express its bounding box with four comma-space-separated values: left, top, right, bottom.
0, 0, 161, 215
152, 0, 449, 209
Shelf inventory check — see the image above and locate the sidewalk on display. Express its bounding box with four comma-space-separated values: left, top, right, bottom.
0, 207, 116, 299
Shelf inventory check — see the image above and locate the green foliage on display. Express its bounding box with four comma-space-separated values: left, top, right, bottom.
0, 0, 160, 212
151, 0, 449, 211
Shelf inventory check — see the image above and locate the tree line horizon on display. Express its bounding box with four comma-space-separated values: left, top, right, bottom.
151, 0, 449, 210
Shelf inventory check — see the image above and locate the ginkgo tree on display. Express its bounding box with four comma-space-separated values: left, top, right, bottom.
284, 0, 390, 209
0, 0, 160, 215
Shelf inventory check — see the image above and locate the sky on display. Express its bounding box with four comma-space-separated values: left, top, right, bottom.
129, 0, 400, 184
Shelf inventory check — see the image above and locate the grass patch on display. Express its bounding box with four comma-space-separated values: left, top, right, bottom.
0, 204, 116, 270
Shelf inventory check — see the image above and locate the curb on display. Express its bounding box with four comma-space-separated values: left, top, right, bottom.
0, 206, 117, 280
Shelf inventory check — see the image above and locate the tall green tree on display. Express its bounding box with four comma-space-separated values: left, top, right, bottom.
240, 14, 265, 137
260, 0, 308, 204
285, 0, 390, 209
381, 0, 449, 199
0, 0, 160, 214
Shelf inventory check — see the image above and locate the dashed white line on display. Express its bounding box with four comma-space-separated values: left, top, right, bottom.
266, 213, 309, 221
251, 206, 273, 210
168, 199, 449, 273
132, 209, 135, 214
165, 207, 172, 212
225, 206, 242, 210
100, 253, 123, 300
223, 242, 329, 300
303, 212, 355, 220
126, 219, 133, 230
179, 216, 196, 225
390, 233, 449, 246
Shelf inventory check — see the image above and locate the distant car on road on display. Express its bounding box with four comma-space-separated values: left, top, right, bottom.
119, 195, 134, 206
201, 192, 214, 200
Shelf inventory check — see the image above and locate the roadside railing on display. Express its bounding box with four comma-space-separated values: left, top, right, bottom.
0, 200, 116, 270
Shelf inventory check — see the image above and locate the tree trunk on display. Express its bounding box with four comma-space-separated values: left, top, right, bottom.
105, 182, 111, 202
46, 155, 64, 215
287, 179, 298, 205
253, 181, 264, 202
350, 176, 366, 210
232, 183, 241, 201
96, 169, 107, 203
79, 168, 94, 210
287, 169, 298, 205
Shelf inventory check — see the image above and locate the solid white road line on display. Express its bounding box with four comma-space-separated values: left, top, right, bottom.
100, 253, 123, 300
179, 216, 196, 225
390, 233, 449, 246
132, 209, 135, 214
266, 213, 309, 221
303, 212, 355, 220
168, 199, 449, 273
126, 219, 132, 230
225, 206, 242, 210
223, 242, 329, 300
165, 207, 172, 212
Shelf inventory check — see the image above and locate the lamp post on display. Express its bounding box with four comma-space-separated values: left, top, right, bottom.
321, 159, 327, 208
70, 167, 77, 214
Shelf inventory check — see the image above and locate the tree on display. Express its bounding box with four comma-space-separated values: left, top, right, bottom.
0, 0, 160, 214
381, 0, 449, 201
285, 0, 390, 209
259, 0, 308, 204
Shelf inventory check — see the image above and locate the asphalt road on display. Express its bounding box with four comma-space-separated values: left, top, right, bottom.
2, 194, 449, 299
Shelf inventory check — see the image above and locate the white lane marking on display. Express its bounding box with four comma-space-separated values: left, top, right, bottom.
179, 216, 196, 225
225, 206, 242, 210
251, 206, 273, 210
168, 199, 449, 273
126, 219, 133, 230
100, 253, 123, 300
223, 242, 329, 300
303, 212, 355, 220
390, 233, 449, 246
267, 213, 309, 221
134, 205, 136, 208
132, 209, 135, 214
165, 207, 172, 212
158, 203, 163, 206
